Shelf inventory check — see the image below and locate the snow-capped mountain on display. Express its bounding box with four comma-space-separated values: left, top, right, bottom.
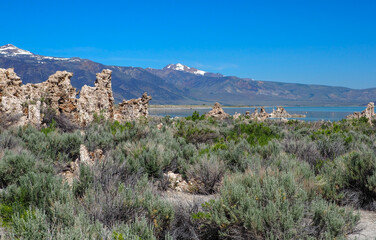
0, 44, 80, 63
163, 63, 206, 75
1, 44, 376, 105
0, 44, 34, 56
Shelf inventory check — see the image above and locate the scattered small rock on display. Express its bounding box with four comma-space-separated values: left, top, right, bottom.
163, 171, 196, 192
157, 123, 164, 130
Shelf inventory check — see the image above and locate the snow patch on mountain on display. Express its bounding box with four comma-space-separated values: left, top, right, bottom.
0, 44, 33, 56
164, 63, 206, 75
0, 44, 81, 63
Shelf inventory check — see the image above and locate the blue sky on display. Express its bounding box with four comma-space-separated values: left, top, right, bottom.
1, 0, 376, 89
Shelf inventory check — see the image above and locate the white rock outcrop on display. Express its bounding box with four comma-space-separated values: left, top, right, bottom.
205, 102, 229, 119
347, 102, 375, 124
0, 68, 152, 127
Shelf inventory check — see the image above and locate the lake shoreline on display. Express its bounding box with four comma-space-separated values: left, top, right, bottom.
149, 106, 366, 122
149, 104, 365, 109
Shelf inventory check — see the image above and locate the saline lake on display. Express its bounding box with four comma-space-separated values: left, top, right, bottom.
149, 106, 366, 122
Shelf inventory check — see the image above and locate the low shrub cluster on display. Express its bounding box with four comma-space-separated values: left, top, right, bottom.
1, 112, 375, 239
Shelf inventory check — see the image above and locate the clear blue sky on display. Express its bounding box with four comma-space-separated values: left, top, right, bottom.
1, 0, 376, 89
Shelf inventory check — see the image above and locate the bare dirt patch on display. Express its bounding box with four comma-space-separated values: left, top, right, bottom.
348, 210, 376, 240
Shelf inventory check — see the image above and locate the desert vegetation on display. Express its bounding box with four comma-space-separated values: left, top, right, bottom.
1, 111, 376, 239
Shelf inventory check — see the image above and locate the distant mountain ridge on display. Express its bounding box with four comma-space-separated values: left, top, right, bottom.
0, 44, 375, 106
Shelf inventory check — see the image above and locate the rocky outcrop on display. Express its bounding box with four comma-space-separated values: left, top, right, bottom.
240, 106, 305, 121
61, 144, 104, 185
259, 107, 269, 120
233, 112, 241, 119
268, 106, 305, 119
0, 69, 79, 126
78, 69, 114, 126
114, 92, 152, 122
247, 107, 268, 121
205, 102, 229, 119
0, 68, 152, 128
164, 171, 192, 192
60, 160, 80, 186
0, 68, 28, 125
269, 106, 290, 118
347, 102, 375, 124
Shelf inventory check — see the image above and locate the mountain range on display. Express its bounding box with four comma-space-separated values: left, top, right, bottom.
0, 44, 375, 106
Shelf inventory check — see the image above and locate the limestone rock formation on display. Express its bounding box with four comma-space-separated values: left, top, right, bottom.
269, 106, 291, 118
157, 123, 164, 130
60, 160, 80, 186
244, 106, 305, 121
248, 107, 268, 121
251, 108, 258, 118
61, 144, 104, 185
233, 112, 241, 119
79, 144, 104, 166
0, 68, 28, 125
78, 69, 114, 126
36, 71, 77, 114
347, 102, 375, 124
0, 69, 79, 126
79, 144, 93, 166
269, 106, 306, 119
259, 107, 269, 120
163, 171, 198, 192
114, 92, 152, 122
205, 102, 229, 119
0, 68, 152, 128
164, 171, 190, 192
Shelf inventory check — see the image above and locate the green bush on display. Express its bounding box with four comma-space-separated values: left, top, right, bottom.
11, 208, 49, 240
110, 120, 133, 135
0, 150, 36, 188
82, 175, 174, 238
1, 115, 371, 238
175, 120, 219, 144
193, 168, 358, 239
187, 155, 226, 194
73, 164, 94, 198
319, 150, 376, 208
226, 122, 279, 146
218, 139, 253, 172
112, 218, 156, 240
84, 123, 115, 151
185, 111, 205, 122
0, 131, 22, 150
1, 172, 70, 218
40, 119, 57, 135
124, 129, 195, 178
17, 126, 82, 163
310, 199, 359, 238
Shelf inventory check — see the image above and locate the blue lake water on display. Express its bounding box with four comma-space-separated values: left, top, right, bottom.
149, 106, 365, 122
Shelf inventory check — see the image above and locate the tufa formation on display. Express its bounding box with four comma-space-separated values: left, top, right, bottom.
114, 92, 152, 122
268, 106, 306, 119
0, 68, 152, 127
347, 102, 375, 125
232, 106, 305, 121
205, 102, 230, 119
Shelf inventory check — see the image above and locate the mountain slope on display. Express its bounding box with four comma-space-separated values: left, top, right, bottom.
0, 44, 375, 105
0, 44, 189, 104
146, 65, 376, 105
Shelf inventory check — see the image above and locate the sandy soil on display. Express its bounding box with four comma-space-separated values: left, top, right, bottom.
348, 210, 376, 240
